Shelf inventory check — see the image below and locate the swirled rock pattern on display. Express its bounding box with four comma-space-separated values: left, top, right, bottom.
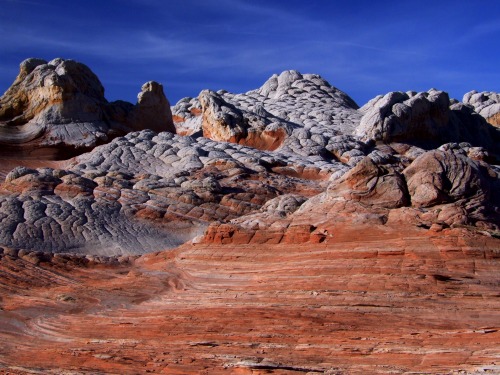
0, 223, 499, 374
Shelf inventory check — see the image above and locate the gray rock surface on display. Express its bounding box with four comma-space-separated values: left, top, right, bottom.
171, 96, 203, 135
463, 90, 500, 127
355, 89, 499, 153
172, 70, 363, 160
0, 129, 347, 254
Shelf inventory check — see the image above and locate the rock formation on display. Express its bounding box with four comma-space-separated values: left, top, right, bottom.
0, 64, 498, 254
173, 70, 363, 159
0, 59, 499, 374
355, 89, 499, 153
463, 90, 500, 127
0, 130, 332, 254
0, 58, 174, 157
171, 96, 203, 136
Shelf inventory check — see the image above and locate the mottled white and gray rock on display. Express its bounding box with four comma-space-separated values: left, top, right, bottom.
355, 89, 499, 153
0, 129, 352, 255
173, 70, 364, 161
463, 90, 500, 126
171, 97, 203, 135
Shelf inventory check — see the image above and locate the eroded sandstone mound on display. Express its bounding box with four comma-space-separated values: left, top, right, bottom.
174, 72, 500, 166
173, 70, 363, 159
0, 58, 174, 156
355, 89, 499, 152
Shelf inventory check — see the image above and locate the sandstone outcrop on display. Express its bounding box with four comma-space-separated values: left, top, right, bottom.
327, 156, 409, 209
403, 148, 493, 208
173, 70, 364, 160
201, 141, 499, 247
0, 59, 499, 374
355, 89, 499, 155
174, 74, 500, 168
0, 129, 335, 254
121, 81, 175, 133
463, 90, 500, 127
171, 96, 202, 136
0, 58, 174, 156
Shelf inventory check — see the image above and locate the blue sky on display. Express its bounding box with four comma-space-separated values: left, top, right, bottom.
1, 0, 499, 106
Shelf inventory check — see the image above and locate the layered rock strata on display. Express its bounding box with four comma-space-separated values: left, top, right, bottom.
0, 226, 498, 374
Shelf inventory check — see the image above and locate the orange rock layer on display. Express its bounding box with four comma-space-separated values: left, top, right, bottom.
0, 225, 499, 374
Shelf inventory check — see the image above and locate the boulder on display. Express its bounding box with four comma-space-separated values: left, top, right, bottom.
403, 149, 492, 208
327, 156, 409, 209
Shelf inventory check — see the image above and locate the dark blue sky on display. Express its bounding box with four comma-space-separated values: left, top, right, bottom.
1, 0, 499, 106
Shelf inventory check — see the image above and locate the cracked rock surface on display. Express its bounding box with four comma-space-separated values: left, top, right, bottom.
0, 130, 334, 254
173, 70, 363, 160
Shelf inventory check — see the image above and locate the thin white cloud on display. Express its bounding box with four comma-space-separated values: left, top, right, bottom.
332, 41, 426, 57
453, 20, 500, 46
